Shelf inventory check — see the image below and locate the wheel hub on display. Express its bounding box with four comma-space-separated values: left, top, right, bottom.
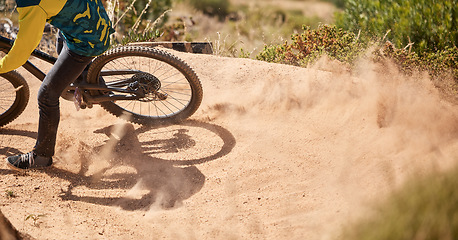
128, 72, 167, 101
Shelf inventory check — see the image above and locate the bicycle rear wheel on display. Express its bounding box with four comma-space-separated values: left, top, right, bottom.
0, 71, 29, 127
86, 46, 203, 125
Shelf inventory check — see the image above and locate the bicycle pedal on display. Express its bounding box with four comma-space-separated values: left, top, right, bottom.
73, 87, 83, 111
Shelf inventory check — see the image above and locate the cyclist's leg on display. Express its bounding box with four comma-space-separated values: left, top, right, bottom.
56, 31, 64, 55
33, 44, 93, 157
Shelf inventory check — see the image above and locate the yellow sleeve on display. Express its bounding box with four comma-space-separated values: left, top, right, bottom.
0, 6, 47, 73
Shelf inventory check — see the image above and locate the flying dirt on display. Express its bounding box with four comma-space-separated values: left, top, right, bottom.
0, 50, 457, 239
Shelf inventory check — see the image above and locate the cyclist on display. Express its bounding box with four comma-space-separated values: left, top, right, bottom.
1, 0, 114, 171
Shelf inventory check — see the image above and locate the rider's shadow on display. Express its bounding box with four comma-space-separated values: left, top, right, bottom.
46, 120, 235, 211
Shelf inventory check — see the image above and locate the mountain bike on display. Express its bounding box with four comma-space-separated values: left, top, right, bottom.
0, 34, 203, 127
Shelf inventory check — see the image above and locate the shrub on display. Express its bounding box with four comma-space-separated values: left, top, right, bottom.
375, 42, 458, 84
256, 24, 364, 67
341, 166, 458, 240
422, 46, 458, 80
256, 24, 458, 93
335, 0, 458, 53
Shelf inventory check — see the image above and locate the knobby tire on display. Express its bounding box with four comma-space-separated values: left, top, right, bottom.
86, 46, 203, 126
0, 71, 29, 127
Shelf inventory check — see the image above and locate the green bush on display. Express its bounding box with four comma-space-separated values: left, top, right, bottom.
256, 24, 364, 67
341, 166, 458, 240
422, 46, 458, 80
255, 24, 458, 92
335, 0, 458, 53
374, 41, 458, 85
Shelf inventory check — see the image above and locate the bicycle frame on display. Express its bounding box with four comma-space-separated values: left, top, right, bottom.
0, 35, 145, 104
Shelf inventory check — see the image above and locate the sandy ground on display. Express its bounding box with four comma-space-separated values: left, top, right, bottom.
1, 50, 458, 239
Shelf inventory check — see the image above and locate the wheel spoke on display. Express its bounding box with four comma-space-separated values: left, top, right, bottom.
88, 47, 202, 124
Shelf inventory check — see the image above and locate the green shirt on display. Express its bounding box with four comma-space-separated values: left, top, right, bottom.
0, 0, 114, 73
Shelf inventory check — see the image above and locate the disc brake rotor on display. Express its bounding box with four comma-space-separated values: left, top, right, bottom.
128, 72, 167, 101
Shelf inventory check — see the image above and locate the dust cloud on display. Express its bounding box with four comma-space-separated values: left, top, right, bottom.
188, 53, 458, 237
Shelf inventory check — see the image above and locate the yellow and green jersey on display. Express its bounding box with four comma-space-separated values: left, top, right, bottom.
0, 0, 114, 73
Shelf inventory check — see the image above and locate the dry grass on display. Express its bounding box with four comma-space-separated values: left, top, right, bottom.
167, 1, 336, 57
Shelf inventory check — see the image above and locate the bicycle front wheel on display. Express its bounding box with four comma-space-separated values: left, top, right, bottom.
0, 71, 29, 127
86, 46, 203, 125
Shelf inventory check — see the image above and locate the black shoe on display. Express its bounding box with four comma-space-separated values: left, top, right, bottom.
6, 151, 53, 171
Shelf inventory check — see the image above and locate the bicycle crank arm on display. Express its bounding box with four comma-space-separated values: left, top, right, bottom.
85, 94, 141, 104
73, 83, 134, 94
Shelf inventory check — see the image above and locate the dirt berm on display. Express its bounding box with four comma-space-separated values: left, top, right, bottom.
1, 50, 457, 239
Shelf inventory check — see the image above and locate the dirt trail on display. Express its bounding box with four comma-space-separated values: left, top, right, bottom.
1, 50, 458, 239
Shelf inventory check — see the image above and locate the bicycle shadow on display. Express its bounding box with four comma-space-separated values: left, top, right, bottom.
44, 120, 236, 210
0, 128, 38, 157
